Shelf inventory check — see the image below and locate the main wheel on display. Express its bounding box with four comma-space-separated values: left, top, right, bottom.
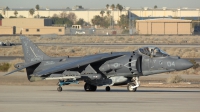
91, 85, 97, 91
105, 86, 110, 91
127, 83, 137, 92
84, 83, 97, 91
84, 83, 90, 91
57, 86, 62, 92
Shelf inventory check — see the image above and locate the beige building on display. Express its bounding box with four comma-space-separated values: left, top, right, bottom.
2, 18, 52, 27
0, 8, 199, 24
136, 19, 192, 35
0, 9, 128, 24
0, 18, 65, 35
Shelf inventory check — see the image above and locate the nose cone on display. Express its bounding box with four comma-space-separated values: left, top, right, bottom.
175, 59, 193, 71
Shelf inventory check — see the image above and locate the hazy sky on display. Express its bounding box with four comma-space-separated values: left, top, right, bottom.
1, 0, 200, 9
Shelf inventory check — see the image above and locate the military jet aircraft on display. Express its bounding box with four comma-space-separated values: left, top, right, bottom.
5, 36, 193, 92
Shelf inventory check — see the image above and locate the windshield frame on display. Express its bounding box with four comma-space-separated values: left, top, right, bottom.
139, 46, 169, 57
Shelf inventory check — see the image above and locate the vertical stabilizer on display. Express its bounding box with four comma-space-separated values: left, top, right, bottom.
20, 36, 50, 63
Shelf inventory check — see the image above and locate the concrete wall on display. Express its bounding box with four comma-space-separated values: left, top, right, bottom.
0, 10, 128, 24
0, 27, 13, 35
136, 19, 192, 35
2, 18, 48, 27
131, 10, 200, 18
0, 9, 199, 24
0, 26, 65, 35
20, 27, 65, 35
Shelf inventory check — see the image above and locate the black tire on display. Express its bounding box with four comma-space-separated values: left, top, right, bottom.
105, 86, 110, 91
91, 85, 97, 91
57, 86, 62, 92
127, 83, 137, 92
84, 83, 97, 91
84, 83, 90, 91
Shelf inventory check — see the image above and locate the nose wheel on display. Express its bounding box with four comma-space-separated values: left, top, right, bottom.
127, 83, 137, 92
127, 76, 140, 92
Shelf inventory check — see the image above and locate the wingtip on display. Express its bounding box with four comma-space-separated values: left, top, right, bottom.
3, 72, 12, 76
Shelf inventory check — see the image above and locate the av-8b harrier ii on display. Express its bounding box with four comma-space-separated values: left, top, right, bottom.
5, 36, 193, 92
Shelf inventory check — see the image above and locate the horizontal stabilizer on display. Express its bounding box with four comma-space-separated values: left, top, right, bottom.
4, 61, 41, 76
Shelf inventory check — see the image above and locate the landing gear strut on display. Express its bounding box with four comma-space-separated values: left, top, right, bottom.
57, 80, 79, 92
84, 83, 97, 91
127, 76, 140, 92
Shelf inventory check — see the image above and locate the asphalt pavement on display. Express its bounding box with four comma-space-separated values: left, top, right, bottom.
0, 86, 199, 112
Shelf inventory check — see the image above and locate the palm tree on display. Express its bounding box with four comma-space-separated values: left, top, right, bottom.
111, 4, 115, 10
106, 11, 111, 17
116, 4, 120, 10
110, 4, 115, 28
14, 10, 18, 17
154, 5, 158, 9
118, 5, 123, 16
116, 4, 120, 20
29, 9, 35, 17
100, 10, 105, 17
6, 6, 9, 18
106, 4, 109, 10
35, 4, 40, 18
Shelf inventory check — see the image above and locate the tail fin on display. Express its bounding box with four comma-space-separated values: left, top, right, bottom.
20, 36, 50, 63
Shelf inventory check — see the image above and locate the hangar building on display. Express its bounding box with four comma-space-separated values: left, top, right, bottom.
136, 19, 192, 35
0, 18, 65, 35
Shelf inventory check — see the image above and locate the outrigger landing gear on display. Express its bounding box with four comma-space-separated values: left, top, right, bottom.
57, 80, 79, 92
127, 77, 140, 92
57, 86, 62, 92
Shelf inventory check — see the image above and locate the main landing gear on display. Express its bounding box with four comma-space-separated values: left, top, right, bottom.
105, 86, 110, 91
127, 77, 140, 92
84, 83, 97, 91
84, 83, 111, 92
57, 80, 79, 92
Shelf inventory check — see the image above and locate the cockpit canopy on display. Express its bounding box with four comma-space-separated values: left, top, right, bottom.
138, 46, 169, 57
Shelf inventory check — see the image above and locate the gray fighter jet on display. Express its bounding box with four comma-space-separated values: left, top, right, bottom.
5, 36, 193, 92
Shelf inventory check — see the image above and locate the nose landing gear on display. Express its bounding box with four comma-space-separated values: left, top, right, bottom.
127, 77, 140, 92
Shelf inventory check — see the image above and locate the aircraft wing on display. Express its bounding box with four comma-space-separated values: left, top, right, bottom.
34, 53, 123, 76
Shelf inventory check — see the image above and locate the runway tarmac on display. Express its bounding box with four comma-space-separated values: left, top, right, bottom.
0, 86, 200, 112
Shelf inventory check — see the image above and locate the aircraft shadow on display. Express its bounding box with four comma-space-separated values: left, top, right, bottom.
46, 89, 200, 93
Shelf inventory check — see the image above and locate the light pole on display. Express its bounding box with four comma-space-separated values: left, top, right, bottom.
197, 9, 200, 26
177, 8, 181, 19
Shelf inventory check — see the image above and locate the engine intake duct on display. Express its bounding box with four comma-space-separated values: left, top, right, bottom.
136, 56, 142, 74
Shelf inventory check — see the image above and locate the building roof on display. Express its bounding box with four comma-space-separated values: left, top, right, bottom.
136, 18, 192, 22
